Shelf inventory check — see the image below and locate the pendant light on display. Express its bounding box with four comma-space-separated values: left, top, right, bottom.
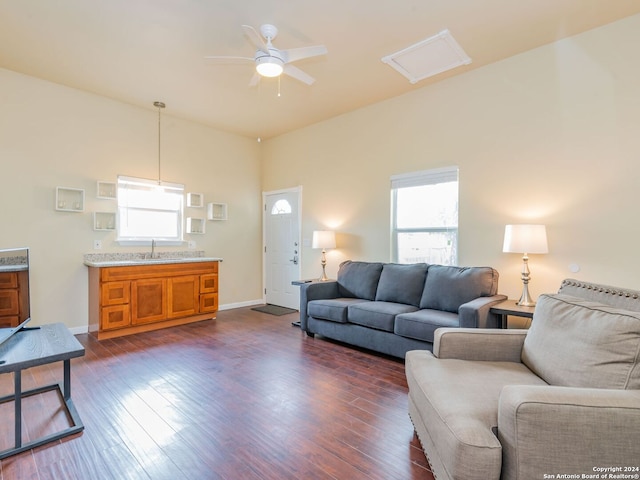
153, 101, 165, 184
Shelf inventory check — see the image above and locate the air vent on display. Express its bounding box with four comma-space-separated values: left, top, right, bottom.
382, 29, 471, 84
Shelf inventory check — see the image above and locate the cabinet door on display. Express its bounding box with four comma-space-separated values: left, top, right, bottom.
0, 290, 19, 316
200, 274, 218, 293
131, 278, 167, 324
101, 304, 131, 330
168, 275, 199, 319
0, 272, 18, 289
199, 293, 218, 314
101, 281, 131, 306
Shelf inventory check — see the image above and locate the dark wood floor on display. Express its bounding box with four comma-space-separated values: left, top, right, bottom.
0, 307, 434, 480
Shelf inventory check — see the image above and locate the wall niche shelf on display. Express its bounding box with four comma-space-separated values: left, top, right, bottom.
186, 217, 205, 234
187, 192, 204, 208
56, 187, 85, 212
97, 181, 116, 199
93, 212, 116, 231
207, 202, 227, 221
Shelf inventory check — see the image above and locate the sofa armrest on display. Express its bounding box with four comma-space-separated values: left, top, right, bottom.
458, 294, 508, 328
499, 386, 640, 479
433, 328, 528, 361
299, 280, 340, 331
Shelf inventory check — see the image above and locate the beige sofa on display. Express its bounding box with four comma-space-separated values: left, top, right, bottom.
405, 279, 640, 480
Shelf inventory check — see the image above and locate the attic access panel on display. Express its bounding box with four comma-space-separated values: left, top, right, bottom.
382, 29, 471, 84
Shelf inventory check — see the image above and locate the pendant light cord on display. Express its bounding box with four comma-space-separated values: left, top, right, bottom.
153, 101, 165, 184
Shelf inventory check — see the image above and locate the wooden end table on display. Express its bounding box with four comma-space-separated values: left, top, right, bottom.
490, 299, 535, 329
0, 323, 85, 459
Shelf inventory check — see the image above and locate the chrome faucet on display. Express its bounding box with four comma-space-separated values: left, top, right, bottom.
150, 239, 158, 259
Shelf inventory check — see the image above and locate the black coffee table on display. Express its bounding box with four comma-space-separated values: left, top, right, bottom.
0, 323, 85, 459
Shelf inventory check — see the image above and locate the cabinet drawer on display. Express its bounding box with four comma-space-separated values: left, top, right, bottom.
0, 290, 19, 316
0, 272, 18, 289
101, 281, 131, 306
200, 293, 218, 313
200, 274, 218, 293
101, 304, 131, 330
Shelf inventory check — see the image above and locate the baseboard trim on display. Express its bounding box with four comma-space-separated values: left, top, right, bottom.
219, 299, 264, 311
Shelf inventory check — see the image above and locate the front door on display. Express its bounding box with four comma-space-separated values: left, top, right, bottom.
264, 188, 301, 310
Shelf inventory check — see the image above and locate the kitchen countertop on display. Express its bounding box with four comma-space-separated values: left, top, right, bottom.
83, 251, 222, 267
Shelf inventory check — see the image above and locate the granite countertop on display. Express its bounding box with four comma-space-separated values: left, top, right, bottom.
0, 264, 28, 272
83, 251, 222, 267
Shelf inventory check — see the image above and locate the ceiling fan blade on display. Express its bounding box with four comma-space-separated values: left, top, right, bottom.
204, 55, 254, 64
242, 25, 269, 54
281, 45, 327, 63
283, 64, 315, 85
248, 72, 261, 87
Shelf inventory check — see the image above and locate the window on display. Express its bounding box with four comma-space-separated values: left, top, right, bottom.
391, 166, 459, 265
271, 199, 292, 215
116, 175, 184, 243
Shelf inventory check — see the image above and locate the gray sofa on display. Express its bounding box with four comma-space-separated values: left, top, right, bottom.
298, 260, 506, 358
406, 278, 640, 480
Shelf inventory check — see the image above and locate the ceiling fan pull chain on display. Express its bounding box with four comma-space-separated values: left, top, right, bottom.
278, 75, 281, 97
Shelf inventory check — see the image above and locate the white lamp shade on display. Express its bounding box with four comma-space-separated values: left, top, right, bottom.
503, 224, 548, 254
312, 230, 336, 249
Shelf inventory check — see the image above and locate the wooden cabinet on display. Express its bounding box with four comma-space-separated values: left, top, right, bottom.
0, 270, 30, 328
88, 261, 218, 339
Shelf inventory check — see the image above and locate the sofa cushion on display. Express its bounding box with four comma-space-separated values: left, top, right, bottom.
375, 263, 428, 307
522, 293, 640, 389
336, 260, 384, 300
395, 309, 459, 343
420, 265, 499, 313
348, 301, 418, 332
308, 298, 370, 324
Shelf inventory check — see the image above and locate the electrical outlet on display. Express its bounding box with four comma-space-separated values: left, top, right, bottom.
188, 240, 196, 249
93, 240, 102, 250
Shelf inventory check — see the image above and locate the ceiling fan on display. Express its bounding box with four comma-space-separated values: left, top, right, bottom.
205, 24, 327, 86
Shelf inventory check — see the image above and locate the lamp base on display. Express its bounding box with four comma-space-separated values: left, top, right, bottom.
319, 249, 329, 281
516, 254, 536, 307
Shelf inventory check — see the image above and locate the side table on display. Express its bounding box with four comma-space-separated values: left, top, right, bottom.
0, 323, 85, 459
290, 279, 334, 327
490, 300, 535, 329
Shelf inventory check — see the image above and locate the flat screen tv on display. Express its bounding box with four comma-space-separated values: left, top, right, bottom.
0, 247, 30, 327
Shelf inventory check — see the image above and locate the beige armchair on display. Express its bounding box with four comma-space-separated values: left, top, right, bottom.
406, 279, 640, 480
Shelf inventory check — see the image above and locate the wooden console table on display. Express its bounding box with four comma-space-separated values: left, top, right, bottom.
0, 323, 85, 459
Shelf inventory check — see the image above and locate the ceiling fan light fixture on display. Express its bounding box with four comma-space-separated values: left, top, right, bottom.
256, 56, 284, 77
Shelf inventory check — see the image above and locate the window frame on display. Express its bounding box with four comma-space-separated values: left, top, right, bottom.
390, 166, 459, 265
116, 175, 185, 245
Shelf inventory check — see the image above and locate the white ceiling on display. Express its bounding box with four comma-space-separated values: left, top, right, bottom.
1, 1, 639, 140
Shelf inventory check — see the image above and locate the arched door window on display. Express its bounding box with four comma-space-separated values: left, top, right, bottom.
271, 199, 292, 215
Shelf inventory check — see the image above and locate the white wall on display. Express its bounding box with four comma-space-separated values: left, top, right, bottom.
0, 68, 263, 331
262, 14, 640, 300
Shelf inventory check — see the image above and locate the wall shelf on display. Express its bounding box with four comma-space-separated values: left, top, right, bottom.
97, 181, 116, 199
207, 202, 227, 221
93, 212, 116, 231
186, 217, 205, 234
187, 192, 204, 208
56, 187, 85, 212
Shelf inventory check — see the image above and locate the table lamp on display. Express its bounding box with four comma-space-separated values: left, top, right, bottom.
312, 230, 336, 281
502, 224, 548, 306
